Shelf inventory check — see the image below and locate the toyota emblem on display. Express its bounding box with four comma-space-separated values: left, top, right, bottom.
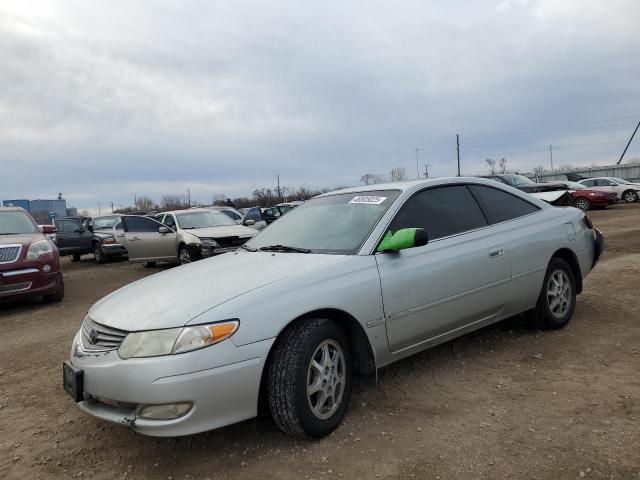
89, 329, 99, 344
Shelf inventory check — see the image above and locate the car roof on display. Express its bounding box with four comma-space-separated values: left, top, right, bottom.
0, 206, 28, 213
317, 176, 509, 197
159, 207, 221, 215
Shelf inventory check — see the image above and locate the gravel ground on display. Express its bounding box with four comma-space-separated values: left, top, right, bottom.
1, 203, 639, 480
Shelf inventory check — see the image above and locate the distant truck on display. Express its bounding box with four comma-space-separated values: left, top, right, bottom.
52, 215, 127, 263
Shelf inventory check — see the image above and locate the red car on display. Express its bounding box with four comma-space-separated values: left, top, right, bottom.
554, 181, 617, 211
0, 207, 64, 303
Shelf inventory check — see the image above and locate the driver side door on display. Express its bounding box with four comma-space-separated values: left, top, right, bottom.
121, 216, 177, 262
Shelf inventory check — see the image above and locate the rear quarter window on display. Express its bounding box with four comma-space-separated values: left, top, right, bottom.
468, 185, 540, 224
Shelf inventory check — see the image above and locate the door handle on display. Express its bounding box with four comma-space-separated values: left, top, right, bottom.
489, 246, 504, 258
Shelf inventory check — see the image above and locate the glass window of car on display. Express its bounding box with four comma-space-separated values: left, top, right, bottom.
595, 179, 616, 186
123, 216, 164, 233
245, 190, 401, 254
263, 208, 281, 218
563, 181, 590, 190
176, 210, 236, 229
387, 186, 487, 241
581, 179, 595, 187
245, 208, 263, 222
468, 185, 539, 224
92, 215, 121, 229
56, 219, 81, 234
114, 221, 123, 231
0, 210, 39, 234
609, 177, 630, 184
502, 174, 536, 187
220, 209, 241, 221
162, 214, 176, 229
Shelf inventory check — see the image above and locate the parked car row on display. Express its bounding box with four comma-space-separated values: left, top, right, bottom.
481, 174, 639, 211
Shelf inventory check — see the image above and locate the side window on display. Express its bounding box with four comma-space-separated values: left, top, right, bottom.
246, 208, 262, 222
123, 216, 163, 233
388, 186, 487, 241
56, 219, 78, 233
595, 179, 615, 186
114, 222, 123, 231
581, 179, 593, 187
468, 185, 539, 224
163, 214, 176, 229
221, 210, 240, 221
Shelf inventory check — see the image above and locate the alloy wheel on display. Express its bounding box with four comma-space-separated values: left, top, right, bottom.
307, 339, 345, 420
574, 198, 589, 211
624, 191, 637, 202
546, 269, 571, 318
179, 248, 191, 265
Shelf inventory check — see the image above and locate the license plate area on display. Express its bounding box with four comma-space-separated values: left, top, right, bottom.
63, 361, 84, 402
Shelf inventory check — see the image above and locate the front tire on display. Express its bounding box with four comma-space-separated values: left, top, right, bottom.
622, 190, 638, 203
43, 276, 64, 303
267, 318, 353, 438
70, 253, 81, 263
178, 245, 194, 265
93, 243, 106, 264
527, 257, 576, 330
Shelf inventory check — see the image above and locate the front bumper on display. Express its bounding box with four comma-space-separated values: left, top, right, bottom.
101, 243, 128, 255
0, 268, 60, 300
65, 331, 274, 436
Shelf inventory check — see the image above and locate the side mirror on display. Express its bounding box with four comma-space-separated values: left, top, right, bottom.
158, 226, 171, 234
244, 219, 256, 226
40, 225, 57, 234
377, 228, 428, 253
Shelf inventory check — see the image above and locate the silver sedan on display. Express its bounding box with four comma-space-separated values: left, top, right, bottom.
63, 177, 603, 438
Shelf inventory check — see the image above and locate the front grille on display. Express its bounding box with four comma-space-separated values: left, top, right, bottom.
0, 245, 21, 264
0, 282, 31, 294
81, 316, 128, 352
214, 236, 250, 249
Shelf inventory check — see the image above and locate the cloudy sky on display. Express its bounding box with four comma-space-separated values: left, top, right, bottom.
1, 0, 639, 210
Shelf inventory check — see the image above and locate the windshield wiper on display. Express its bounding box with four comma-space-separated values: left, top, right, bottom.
240, 244, 257, 252
257, 244, 311, 253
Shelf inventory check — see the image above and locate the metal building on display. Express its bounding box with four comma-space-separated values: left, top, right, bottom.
529, 163, 640, 183
2, 199, 31, 211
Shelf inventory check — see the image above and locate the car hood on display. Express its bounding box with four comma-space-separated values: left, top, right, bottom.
186, 225, 256, 238
0, 233, 42, 247
93, 229, 115, 239
88, 252, 347, 331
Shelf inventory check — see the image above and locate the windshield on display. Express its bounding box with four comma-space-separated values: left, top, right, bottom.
504, 174, 535, 186
610, 177, 630, 184
0, 210, 38, 235
92, 215, 121, 229
176, 211, 237, 229
245, 190, 400, 254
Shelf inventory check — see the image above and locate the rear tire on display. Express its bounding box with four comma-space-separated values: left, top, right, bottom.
527, 257, 576, 330
622, 190, 638, 203
43, 276, 64, 303
573, 197, 591, 211
267, 318, 353, 438
70, 253, 81, 263
142, 261, 156, 268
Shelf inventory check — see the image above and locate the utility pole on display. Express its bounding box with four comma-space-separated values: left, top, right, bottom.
276, 174, 281, 198
456, 134, 461, 176
424, 164, 431, 178
134, 194, 137, 206
617, 119, 640, 164
109, 202, 114, 213
98, 201, 101, 214
415, 148, 420, 179
187, 188, 191, 207
549, 145, 554, 171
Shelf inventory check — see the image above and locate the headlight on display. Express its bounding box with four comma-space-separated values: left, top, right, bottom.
26, 239, 53, 259
118, 320, 239, 359
102, 237, 116, 244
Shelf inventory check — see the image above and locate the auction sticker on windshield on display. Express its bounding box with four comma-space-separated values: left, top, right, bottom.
349, 195, 387, 205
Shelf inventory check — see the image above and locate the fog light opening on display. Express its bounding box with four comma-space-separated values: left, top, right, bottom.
138, 402, 192, 420
42, 264, 51, 273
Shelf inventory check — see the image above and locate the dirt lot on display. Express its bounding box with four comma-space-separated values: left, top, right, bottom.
1, 204, 639, 480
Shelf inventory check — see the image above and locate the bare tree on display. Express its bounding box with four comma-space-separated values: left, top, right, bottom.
390, 167, 406, 182
160, 194, 189, 211
485, 158, 497, 174
360, 173, 385, 185
498, 158, 507, 174
556, 164, 575, 172
212, 193, 227, 206
134, 195, 155, 212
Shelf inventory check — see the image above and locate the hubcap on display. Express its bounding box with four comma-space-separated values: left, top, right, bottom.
546, 269, 571, 318
307, 339, 345, 420
575, 199, 589, 210
624, 191, 636, 202
179, 249, 191, 264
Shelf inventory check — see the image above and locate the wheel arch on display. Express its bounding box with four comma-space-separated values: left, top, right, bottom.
551, 248, 583, 294
257, 308, 377, 414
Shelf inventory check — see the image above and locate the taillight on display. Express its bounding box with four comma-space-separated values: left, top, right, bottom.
582, 214, 593, 229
